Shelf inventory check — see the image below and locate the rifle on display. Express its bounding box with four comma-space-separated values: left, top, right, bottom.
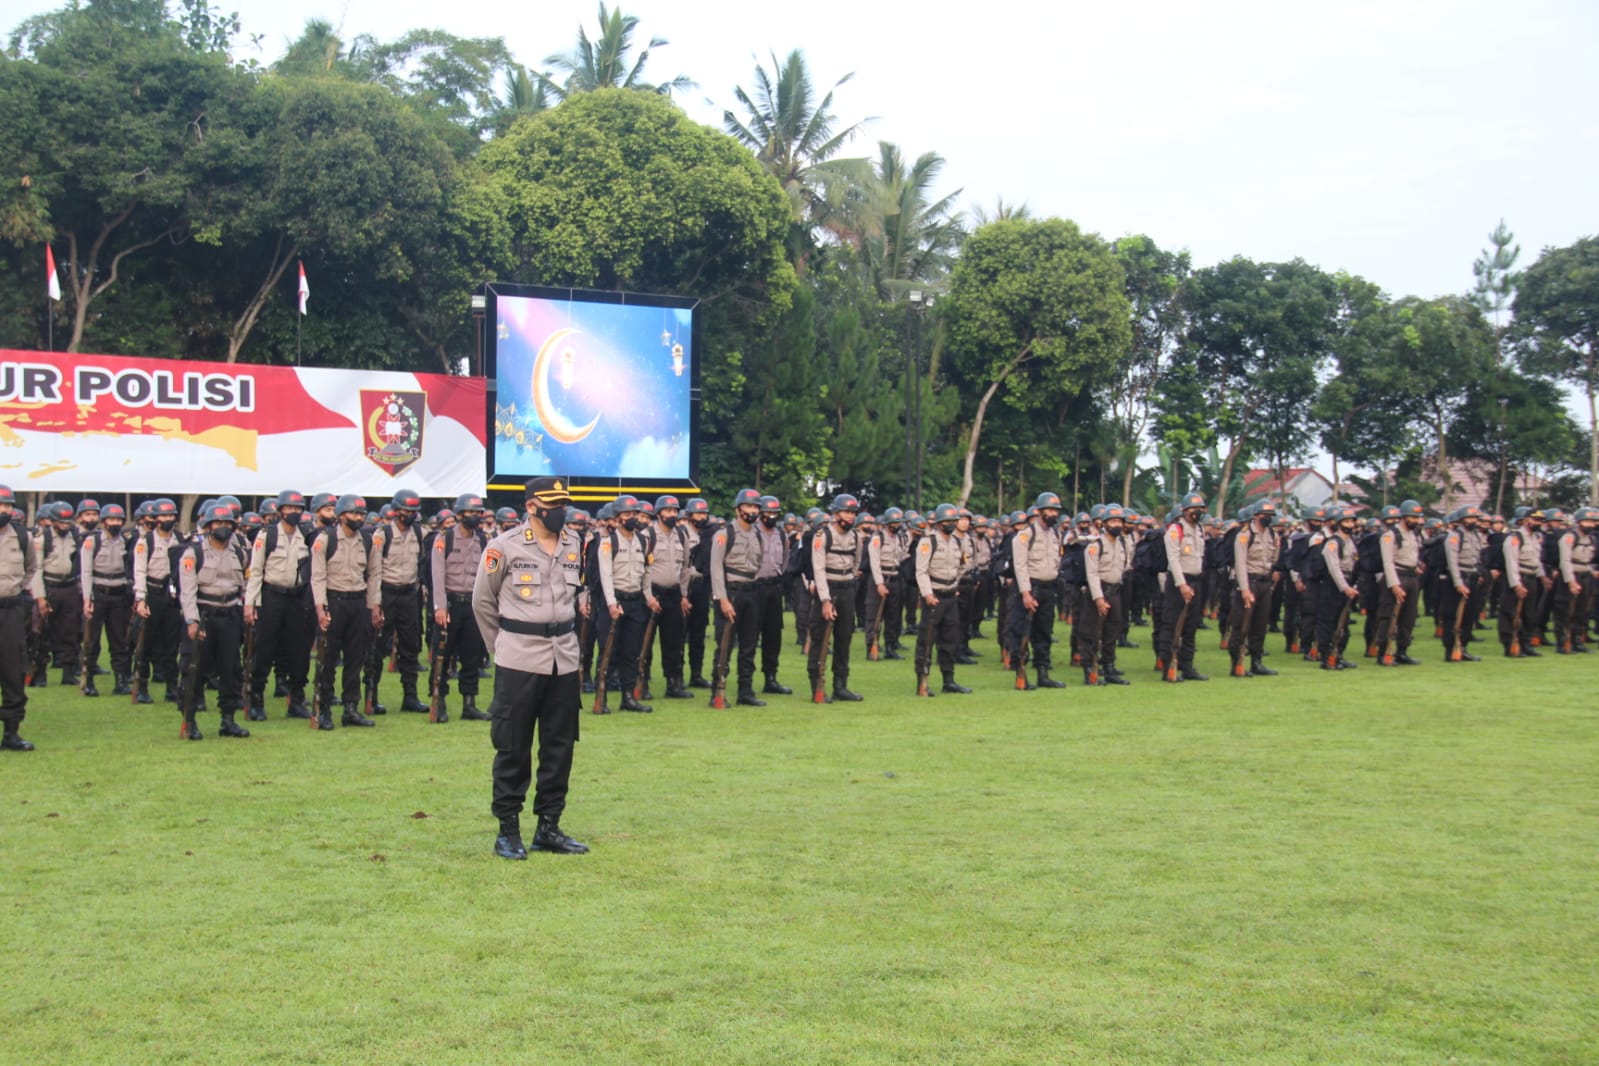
1014, 593, 1034, 690
1165, 592, 1191, 683
240, 618, 255, 714
591, 615, 618, 713
1230, 583, 1257, 677
79, 606, 96, 695
633, 611, 657, 701
811, 616, 834, 704
1507, 589, 1525, 657
426, 620, 448, 723
709, 612, 735, 709
26, 597, 46, 686
129, 610, 148, 703
1376, 583, 1398, 666
915, 596, 933, 697
180, 621, 207, 739
1449, 580, 1471, 662
310, 629, 328, 729
867, 591, 888, 661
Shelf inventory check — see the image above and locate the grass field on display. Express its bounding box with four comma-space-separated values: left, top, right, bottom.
2, 618, 1596, 1065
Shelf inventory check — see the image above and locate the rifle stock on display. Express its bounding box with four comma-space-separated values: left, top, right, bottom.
812, 616, 834, 703
310, 630, 328, 728
592, 617, 618, 713
709, 612, 734, 709
634, 612, 657, 700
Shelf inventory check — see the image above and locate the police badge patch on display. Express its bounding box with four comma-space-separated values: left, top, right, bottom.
484, 548, 501, 573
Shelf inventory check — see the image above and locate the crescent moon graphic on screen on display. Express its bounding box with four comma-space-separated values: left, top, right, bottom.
532, 327, 601, 445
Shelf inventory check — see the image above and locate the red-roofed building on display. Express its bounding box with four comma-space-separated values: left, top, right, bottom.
1241, 468, 1337, 514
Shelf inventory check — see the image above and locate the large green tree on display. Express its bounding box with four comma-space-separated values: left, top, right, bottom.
538, 4, 690, 101
944, 218, 1130, 506
1182, 258, 1337, 517
0, 0, 236, 351
1515, 236, 1599, 503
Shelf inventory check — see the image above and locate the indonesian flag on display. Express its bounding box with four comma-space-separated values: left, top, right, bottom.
46, 246, 61, 302
297, 260, 309, 315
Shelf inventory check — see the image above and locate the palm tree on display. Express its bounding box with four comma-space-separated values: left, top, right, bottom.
851, 142, 965, 299
723, 50, 871, 228
538, 4, 693, 101
493, 65, 549, 132
970, 197, 1032, 227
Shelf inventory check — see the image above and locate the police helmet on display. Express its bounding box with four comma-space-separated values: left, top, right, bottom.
883, 506, 904, 524
1180, 492, 1206, 512
0, 484, 14, 505
454, 493, 486, 513
75, 499, 100, 517
277, 490, 307, 511
1103, 504, 1125, 522
1034, 491, 1063, 511
733, 488, 762, 509
310, 492, 337, 512
496, 506, 518, 524
200, 502, 234, 527
613, 494, 641, 514
830, 493, 860, 513
1398, 499, 1424, 518
933, 502, 959, 523
655, 495, 681, 513
1380, 504, 1402, 520
684, 498, 710, 516
1089, 503, 1106, 522
391, 489, 421, 511
102, 503, 127, 521
335, 493, 367, 516
759, 495, 781, 514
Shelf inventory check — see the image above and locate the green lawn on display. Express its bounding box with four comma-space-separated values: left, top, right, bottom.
2, 620, 1595, 1065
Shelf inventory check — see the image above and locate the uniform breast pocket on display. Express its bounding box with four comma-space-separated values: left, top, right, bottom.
514, 568, 544, 606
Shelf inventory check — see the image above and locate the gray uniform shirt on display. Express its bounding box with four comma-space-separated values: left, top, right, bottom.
1234, 524, 1280, 592
1559, 529, 1595, 583
1165, 518, 1204, 586
710, 520, 763, 603
1085, 531, 1130, 602
811, 524, 862, 602
598, 528, 649, 605
80, 530, 129, 606
1444, 527, 1485, 588
1324, 533, 1358, 595
648, 524, 692, 595
311, 526, 371, 608
472, 525, 584, 675
133, 529, 183, 602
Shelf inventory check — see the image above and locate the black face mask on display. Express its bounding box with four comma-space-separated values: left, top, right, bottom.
760, 514, 778, 528
689, 514, 707, 528
660, 515, 678, 529
157, 517, 176, 531
535, 507, 567, 534
342, 516, 364, 531
81, 519, 99, 530
318, 513, 336, 526
105, 522, 125, 536
736, 509, 758, 525
938, 521, 957, 534
210, 523, 235, 542
0, 512, 11, 529
460, 513, 482, 530
621, 517, 642, 532
1043, 513, 1060, 527
394, 512, 413, 527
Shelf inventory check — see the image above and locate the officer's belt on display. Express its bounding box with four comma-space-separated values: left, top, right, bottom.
499, 617, 575, 638
327, 589, 365, 601
0, 595, 23, 609
825, 578, 857, 590
724, 580, 755, 593
1394, 566, 1418, 578
446, 591, 474, 605
264, 583, 303, 596
755, 576, 783, 585
614, 591, 644, 602
383, 582, 419, 595
44, 577, 77, 588
93, 582, 130, 594
94, 570, 126, 580
932, 585, 958, 596
1100, 581, 1121, 593
651, 584, 683, 596
198, 595, 239, 610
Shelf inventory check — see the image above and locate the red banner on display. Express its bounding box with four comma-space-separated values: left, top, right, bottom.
0, 350, 486, 495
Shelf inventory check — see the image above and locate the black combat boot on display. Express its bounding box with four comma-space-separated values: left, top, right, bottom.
82, 675, 100, 697
286, 687, 312, 719
688, 674, 711, 689
736, 689, 766, 707
637, 679, 654, 701
1036, 667, 1065, 689
366, 692, 388, 716
342, 702, 375, 727
27, 670, 46, 688
460, 694, 491, 721
1249, 657, 1278, 677
494, 817, 528, 860
164, 684, 178, 704
1, 723, 35, 751
1180, 667, 1209, 681
532, 816, 589, 854
763, 675, 792, 695
273, 678, 287, 698
399, 685, 428, 712
831, 686, 863, 702
665, 675, 694, 699
619, 694, 653, 713
941, 674, 971, 694
61, 667, 80, 687
218, 714, 250, 738
180, 715, 203, 741
111, 671, 132, 697
315, 707, 336, 731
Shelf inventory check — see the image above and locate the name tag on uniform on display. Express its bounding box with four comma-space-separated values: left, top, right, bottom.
1182, 545, 1192, 555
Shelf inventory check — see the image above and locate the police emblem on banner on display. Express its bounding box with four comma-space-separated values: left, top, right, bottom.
361, 390, 425, 476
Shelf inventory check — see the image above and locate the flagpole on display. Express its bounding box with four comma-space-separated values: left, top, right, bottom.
46, 297, 52, 352
296, 312, 301, 366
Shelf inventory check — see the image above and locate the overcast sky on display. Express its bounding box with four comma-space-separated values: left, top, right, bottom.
7, 0, 1594, 303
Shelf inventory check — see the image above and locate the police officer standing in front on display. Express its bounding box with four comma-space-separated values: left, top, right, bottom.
1080, 504, 1132, 686
246, 490, 314, 719
366, 489, 427, 714
431, 492, 493, 722
1228, 500, 1282, 678
596, 494, 653, 713
1374, 499, 1425, 666
1009, 492, 1067, 690
913, 503, 968, 696
476, 477, 590, 860
809, 493, 864, 703
79, 503, 134, 697
710, 489, 766, 707
176, 503, 251, 740
0, 485, 40, 750
1162, 493, 1209, 682
311, 494, 376, 730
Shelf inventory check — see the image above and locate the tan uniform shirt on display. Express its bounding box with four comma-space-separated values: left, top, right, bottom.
1324, 532, 1358, 595
133, 529, 183, 602
80, 530, 130, 606
811, 524, 861, 602
472, 525, 584, 675
0, 523, 39, 599
710, 520, 763, 602
648, 525, 691, 595
1233, 524, 1280, 593
1444, 527, 1485, 587
1085, 531, 1130, 602
1379, 524, 1421, 589
433, 526, 487, 603
246, 521, 310, 606
178, 537, 246, 626
366, 522, 422, 609
914, 529, 962, 599
1012, 520, 1062, 596
598, 528, 649, 606
1165, 518, 1205, 587
1503, 529, 1544, 589
311, 526, 371, 609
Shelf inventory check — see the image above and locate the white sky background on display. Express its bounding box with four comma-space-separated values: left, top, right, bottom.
6, 0, 1596, 449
